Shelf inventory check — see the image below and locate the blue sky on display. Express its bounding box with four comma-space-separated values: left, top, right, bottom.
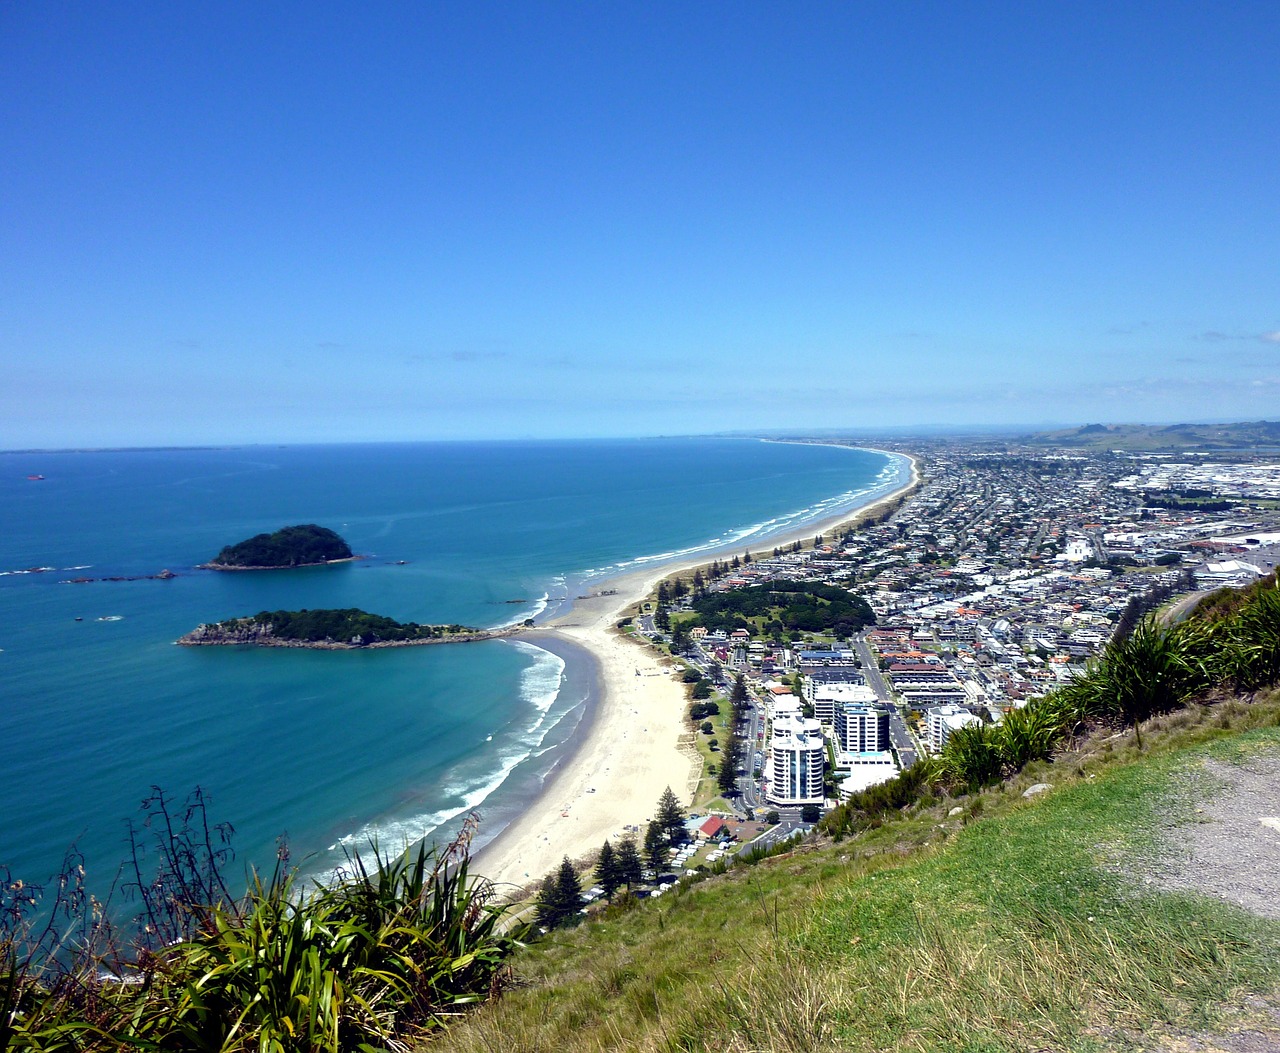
3, 2, 1278, 447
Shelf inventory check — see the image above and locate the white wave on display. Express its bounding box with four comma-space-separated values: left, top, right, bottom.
578, 479, 897, 583
323, 639, 576, 874
329, 733, 553, 871
524, 591, 550, 621
508, 640, 565, 718
491, 589, 551, 629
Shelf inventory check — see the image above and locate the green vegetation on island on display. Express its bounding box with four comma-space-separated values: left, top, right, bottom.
204, 523, 354, 569
179, 607, 487, 647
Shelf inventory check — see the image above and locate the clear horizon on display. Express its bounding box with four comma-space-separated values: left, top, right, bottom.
4, 3, 1278, 448
2, 418, 1279, 457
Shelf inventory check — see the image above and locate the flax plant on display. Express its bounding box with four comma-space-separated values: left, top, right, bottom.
130, 820, 522, 1052
1052, 617, 1215, 748
1220, 579, 1280, 690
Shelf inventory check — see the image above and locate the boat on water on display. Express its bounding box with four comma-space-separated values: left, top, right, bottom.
27, 474, 45, 481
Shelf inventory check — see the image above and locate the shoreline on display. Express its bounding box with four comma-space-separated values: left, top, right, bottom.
471, 446, 918, 893
197, 556, 363, 571
176, 628, 519, 649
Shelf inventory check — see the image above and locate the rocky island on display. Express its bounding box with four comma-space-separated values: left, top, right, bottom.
201, 524, 356, 570
178, 608, 521, 649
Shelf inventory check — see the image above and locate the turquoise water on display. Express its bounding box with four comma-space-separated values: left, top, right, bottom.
0, 438, 903, 891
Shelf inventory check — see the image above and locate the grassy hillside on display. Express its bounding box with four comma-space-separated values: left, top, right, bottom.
430, 696, 1280, 1053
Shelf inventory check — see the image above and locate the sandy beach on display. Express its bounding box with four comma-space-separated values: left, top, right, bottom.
472, 449, 919, 895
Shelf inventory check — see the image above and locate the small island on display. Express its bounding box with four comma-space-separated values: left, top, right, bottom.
178, 608, 521, 649
201, 524, 355, 570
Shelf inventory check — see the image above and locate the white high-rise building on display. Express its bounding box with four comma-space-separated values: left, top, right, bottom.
834, 703, 890, 754
766, 712, 825, 806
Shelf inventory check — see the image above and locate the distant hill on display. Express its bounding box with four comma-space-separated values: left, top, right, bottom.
204, 524, 354, 569
1024, 420, 1280, 452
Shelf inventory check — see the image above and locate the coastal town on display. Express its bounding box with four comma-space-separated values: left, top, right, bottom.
600, 437, 1280, 889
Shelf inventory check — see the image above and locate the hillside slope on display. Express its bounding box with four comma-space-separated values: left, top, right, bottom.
430, 697, 1280, 1053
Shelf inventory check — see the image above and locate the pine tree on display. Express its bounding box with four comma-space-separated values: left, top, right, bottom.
655, 785, 686, 845
536, 856, 585, 929
535, 868, 563, 929
616, 835, 643, 887
718, 732, 740, 795
692, 568, 704, 590
555, 856, 583, 919
595, 841, 621, 901
643, 819, 667, 870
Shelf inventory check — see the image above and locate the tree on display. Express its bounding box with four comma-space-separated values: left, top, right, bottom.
717, 734, 739, 794
616, 835, 643, 888
765, 810, 780, 825
595, 841, 621, 901
655, 605, 670, 632
536, 856, 584, 929
730, 673, 748, 717
655, 786, 686, 845
801, 803, 821, 823
643, 820, 667, 870
670, 622, 690, 652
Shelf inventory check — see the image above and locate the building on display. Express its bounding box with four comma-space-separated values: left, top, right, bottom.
832, 702, 898, 793
766, 712, 825, 806
834, 703, 890, 754
808, 681, 879, 724
926, 704, 983, 749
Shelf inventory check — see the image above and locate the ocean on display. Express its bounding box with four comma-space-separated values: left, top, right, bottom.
0, 438, 904, 893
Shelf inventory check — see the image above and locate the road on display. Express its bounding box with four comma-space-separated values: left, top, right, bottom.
737, 690, 763, 811
852, 634, 891, 698
854, 632, 919, 769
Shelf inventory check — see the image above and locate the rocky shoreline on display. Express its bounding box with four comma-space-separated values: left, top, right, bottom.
176, 625, 524, 649
197, 556, 363, 571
